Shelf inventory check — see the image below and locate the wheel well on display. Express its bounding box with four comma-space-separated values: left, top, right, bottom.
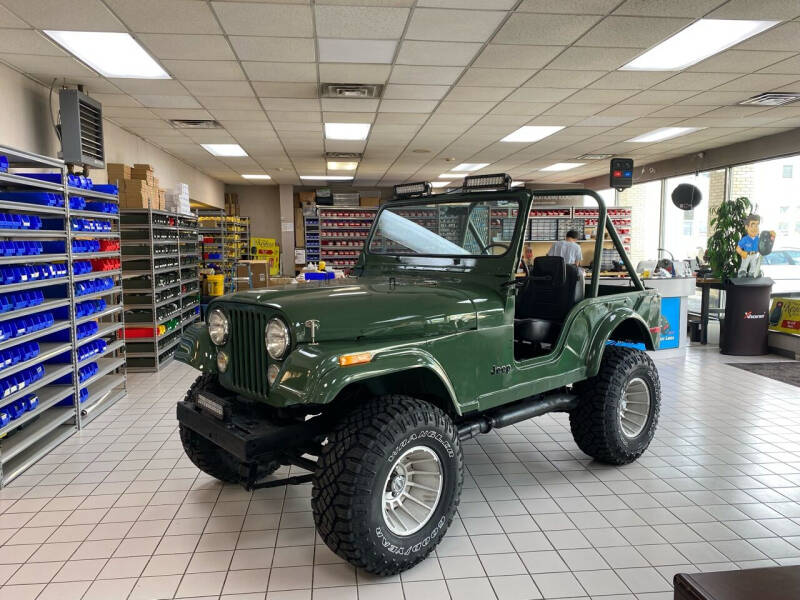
330, 368, 458, 417
609, 318, 655, 350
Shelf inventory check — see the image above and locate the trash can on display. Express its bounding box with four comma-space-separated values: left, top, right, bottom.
720, 277, 774, 355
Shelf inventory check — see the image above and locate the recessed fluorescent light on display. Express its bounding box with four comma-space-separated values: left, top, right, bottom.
627, 127, 704, 143
324, 122, 371, 141
454, 163, 489, 172
241, 174, 271, 180
501, 125, 564, 143
439, 173, 468, 178
202, 144, 247, 157
43, 31, 169, 79
540, 162, 585, 172
431, 181, 452, 188
300, 175, 354, 181
620, 19, 779, 71
327, 161, 358, 171
577, 153, 614, 160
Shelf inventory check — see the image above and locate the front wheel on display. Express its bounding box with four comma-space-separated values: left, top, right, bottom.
570, 346, 661, 465
312, 396, 463, 575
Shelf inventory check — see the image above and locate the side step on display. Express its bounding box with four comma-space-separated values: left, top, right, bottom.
457, 392, 578, 441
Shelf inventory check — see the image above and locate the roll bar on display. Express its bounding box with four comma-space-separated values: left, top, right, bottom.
529, 189, 644, 298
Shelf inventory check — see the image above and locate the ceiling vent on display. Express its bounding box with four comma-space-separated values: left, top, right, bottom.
576, 153, 614, 160
739, 92, 800, 106
320, 83, 383, 99
59, 88, 105, 168
325, 152, 363, 160
169, 119, 222, 129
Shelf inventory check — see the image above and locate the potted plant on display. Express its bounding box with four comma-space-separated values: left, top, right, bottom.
706, 196, 773, 355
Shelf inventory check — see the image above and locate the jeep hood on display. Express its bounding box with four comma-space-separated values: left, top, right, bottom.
213, 278, 487, 342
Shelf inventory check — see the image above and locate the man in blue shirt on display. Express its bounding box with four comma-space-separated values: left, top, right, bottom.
736, 214, 763, 277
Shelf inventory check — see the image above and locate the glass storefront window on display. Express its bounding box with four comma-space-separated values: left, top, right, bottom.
617, 181, 661, 267
663, 172, 716, 263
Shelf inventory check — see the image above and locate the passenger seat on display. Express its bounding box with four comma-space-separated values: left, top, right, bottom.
514, 256, 585, 346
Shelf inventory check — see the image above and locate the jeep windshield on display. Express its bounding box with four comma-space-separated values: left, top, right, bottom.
368, 197, 521, 257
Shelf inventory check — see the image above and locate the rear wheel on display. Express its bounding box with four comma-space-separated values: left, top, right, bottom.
570, 346, 660, 465
312, 395, 463, 575
180, 374, 279, 483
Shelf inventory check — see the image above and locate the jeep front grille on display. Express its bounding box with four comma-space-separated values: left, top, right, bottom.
228, 306, 269, 398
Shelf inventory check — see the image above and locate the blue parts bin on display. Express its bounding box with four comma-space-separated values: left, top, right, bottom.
0, 364, 45, 398
5, 311, 54, 338
71, 218, 111, 232
0, 264, 67, 286
54, 362, 97, 385
85, 201, 118, 214
304, 271, 335, 280
72, 260, 92, 275
90, 184, 118, 195
57, 387, 88, 407
47, 339, 107, 364
69, 196, 86, 210
0, 213, 42, 230
0, 342, 39, 370
0, 241, 43, 256
0, 411, 8, 428
54, 298, 104, 319
21, 393, 38, 412
4, 393, 41, 421
72, 276, 113, 297
17, 173, 76, 186
0, 192, 64, 208
0, 156, 7, 173
41, 239, 101, 254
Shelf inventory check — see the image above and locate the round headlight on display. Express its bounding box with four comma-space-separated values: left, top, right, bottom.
265, 318, 290, 360
208, 309, 229, 346
216, 350, 229, 373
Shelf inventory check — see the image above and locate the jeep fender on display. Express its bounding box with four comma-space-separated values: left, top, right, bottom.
176, 323, 217, 372
586, 308, 656, 376
273, 346, 461, 415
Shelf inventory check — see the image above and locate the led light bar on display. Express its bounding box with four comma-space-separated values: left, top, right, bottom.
463, 173, 512, 191
393, 181, 431, 199
196, 393, 226, 420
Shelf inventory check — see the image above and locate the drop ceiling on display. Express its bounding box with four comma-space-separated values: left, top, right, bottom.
1, 0, 800, 186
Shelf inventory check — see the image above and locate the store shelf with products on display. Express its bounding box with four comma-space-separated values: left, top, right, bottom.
317, 207, 377, 273
304, 215, 319, 262
120, 208, 198, 371
525, 206, 633, 250
198, 210, 250, 292
0, 143, 127, 487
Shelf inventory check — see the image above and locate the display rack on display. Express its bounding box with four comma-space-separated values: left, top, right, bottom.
198, 211, 249, 292
527, 206, 633, 251
304, 214, 319, 263
0, 144, 127, 486
318, 206, 378, 272
121, 208, 199, 371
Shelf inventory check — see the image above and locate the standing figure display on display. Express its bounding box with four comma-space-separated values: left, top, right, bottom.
736, 214, 775, 278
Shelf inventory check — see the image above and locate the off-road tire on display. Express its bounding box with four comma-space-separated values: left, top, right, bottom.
180, 374, 279, 483
570, 346, 660, 465
312, 395, 463, 575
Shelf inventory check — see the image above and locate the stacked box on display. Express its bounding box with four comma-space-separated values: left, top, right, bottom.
130, 165, 154, 186
225, 192, 238, 216
166, 182, 190, 214
120, 179, 157, 209
106, 163, 130, 184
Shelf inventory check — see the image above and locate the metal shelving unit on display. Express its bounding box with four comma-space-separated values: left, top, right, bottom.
121, 208, 199, 371
198, 211, 249, 292
318, 206, 378, 273
0, 144, 127, 486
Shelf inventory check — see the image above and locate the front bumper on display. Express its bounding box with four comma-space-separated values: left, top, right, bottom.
176, 390, 329, 463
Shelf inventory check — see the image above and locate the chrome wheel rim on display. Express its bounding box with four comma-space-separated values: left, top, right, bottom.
619, 377, 651, 439
381, 445, 443, 536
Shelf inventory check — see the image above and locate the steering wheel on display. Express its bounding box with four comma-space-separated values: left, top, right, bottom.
483, 242, 509, 255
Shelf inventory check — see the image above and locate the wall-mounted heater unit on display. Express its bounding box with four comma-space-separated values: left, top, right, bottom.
59, 88, 105, 169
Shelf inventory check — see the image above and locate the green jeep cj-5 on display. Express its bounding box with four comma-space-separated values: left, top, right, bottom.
176, 176, 662, 575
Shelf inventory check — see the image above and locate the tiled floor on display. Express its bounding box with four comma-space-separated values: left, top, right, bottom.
0, 346, 799, 599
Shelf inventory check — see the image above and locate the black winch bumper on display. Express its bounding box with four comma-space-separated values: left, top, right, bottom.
176, 390, 328, 464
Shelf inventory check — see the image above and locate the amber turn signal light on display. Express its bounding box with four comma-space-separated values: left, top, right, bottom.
338, 352, 373, 367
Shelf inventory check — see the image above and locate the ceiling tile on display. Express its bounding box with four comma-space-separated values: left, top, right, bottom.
318, 63, 390, 84
0, 30, 65, 56
322, 111, 376, 122
548, 47, 641, 71
380, 99, 439, 113
134, 95, 202, 109
588, 70, 674, 90
458, 67, 535, 87
714, 73, 800, 92
250, 82, 317, 98
759, 55, 800, 75
151, 108, 213, 121
103, 106, 157, 119
396, 41, 481, 66
86, 93, 141, 108
138, 34, 234, 61
689, 50, 794, 73
209, 109, 268, 122
383, 84, 450, 100
163, 60, 245, 81
576, 16, 691, 48
544, 103, 608, 117
613, 0, 723, 17
438, 101, 497, 114
506, 88, 577, 103
446, 86, 513, 101
494, 13, 601, 45
405, 8, 507, 42
473, 45, 563, 69
314, 5, 409, 38
596, 104, 661, 116
110, 79, 188, 95
563, 89, 637, 104
678, 90, 753, 105
197, 96, 261, 110
243, 62, 318, 82
524, 70, 606, 88
0, 5, 26, 28
266, 111, 321, 123
517, 0, 618, 13
320, 98, 379, 112
183, 80, 254, 97
0, 53, 96, 77
212, 2, 313, 36
647, 105, 716, 118
490, 102, 553, 116
623, 89, 696, 104
652, 72, 743, 90
418, 0, 516, 7
2, 0, 124, 30
228, 37, 315, 62
707, 0, 800, 19
260, 98, 320, 111
106, 0, 220, 34
737, 22, 800, 52
318, 39, 397, 63
390, 65, 464, 85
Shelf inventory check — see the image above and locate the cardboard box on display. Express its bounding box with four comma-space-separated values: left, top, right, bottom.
133, 163, 154, 171
361, 196, 380, 207
298, 191, 315, 205
295, 207, 304, 247
236, 261, 270, 288
106, 163, 131, 183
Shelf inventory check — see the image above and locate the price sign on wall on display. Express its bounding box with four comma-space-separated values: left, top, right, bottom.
251, 237, 280, 276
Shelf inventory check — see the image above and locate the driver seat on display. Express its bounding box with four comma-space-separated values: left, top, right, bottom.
514, 256, 585, 346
